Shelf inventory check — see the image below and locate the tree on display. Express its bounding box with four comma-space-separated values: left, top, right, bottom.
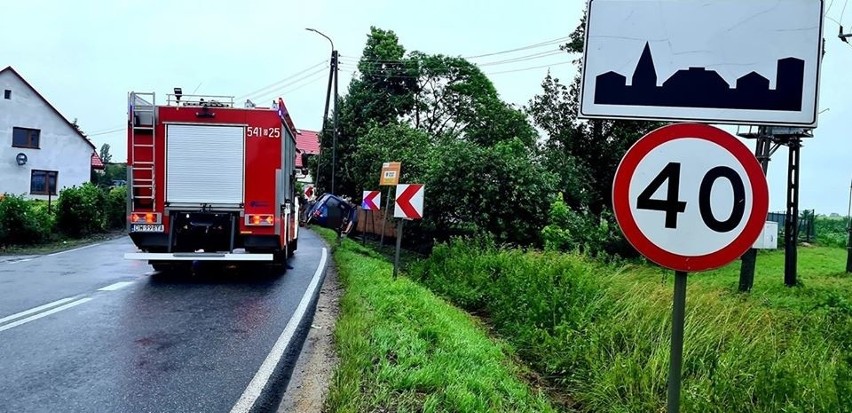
317, 26, 559, 248
99, 143, 113, 164
314, 27, 419, 198
424, 137, 556, 246
523, 11, 666, 256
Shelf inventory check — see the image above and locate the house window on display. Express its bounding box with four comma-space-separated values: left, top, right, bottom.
12, 127, 40, 149
3, 90, 10, 99
31, 170, 58, 196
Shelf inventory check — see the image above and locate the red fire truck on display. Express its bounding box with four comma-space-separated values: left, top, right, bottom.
123, 90, 300, 272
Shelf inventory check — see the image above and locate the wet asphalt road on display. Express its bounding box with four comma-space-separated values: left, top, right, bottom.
0, 229, 329, 413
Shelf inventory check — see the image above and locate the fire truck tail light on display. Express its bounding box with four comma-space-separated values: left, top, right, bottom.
246, 214, 274, 226
130, 212, 161, 224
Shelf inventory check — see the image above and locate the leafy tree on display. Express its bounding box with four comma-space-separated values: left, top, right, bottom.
405, 52, 538, 147
314, 27, 418, 197
423, 138, 557, 247
317, 26, 561, 249
99, 143, 113, 164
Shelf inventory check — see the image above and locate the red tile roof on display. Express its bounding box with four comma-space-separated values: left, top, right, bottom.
295, 129, 320, 168
91, 152, 105, 169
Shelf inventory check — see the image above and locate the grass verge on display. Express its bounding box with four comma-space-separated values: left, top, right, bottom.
410, 239, 852, 413
316, 228, 558, 413
0, 230, 126, 256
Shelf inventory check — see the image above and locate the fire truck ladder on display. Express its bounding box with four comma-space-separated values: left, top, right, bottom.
129, 92, 157, 206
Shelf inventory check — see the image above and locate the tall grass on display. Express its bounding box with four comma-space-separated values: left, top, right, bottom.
318, 229, 558, 413
410, 239, 852, 412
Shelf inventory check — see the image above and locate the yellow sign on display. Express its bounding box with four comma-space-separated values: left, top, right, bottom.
379, 162, 401, 186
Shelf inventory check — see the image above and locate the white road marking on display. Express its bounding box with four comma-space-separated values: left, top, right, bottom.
0, 297, 93, 332
98, 281, 135, 291
8, 258, 33, 265
47, 243, 101, 257
0, 296, 80, 325
230, 247, 329, 413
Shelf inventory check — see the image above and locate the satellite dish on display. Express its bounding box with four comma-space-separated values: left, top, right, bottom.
15, 153, 27, 166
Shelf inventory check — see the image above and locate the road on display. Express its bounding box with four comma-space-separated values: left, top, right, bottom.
0, 229, 329, 413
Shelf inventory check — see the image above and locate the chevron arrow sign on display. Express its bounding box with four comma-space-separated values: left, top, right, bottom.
394, 184, 424, 219
361, 190, 381, 211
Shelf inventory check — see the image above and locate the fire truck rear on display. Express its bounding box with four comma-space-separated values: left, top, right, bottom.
123, 91, 300, 272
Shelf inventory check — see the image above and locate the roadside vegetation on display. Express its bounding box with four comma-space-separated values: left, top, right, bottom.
311, 9, 852, 413
0, 183, 126, 253
316, 228, 558, 413
409, 237, 851, 413
815, 215, 850, 248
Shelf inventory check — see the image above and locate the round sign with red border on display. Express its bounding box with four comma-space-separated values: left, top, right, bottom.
612, 123, 769, 272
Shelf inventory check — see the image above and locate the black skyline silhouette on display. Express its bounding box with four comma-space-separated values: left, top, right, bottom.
594, 43, 805, 111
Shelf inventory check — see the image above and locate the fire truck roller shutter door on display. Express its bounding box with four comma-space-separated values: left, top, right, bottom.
166, 124, 245, 206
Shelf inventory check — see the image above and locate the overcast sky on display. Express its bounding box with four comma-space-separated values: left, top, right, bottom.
2, 0, 851, 215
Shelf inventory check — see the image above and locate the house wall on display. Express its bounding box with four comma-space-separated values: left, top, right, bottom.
0, 70, 93, 200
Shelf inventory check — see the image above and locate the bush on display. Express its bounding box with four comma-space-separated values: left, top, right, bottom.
56, 183, 107, 237
541, 192, 627, 257
0, 194, 54, 245
106, 186, 127, 229
815, 216, 849, 248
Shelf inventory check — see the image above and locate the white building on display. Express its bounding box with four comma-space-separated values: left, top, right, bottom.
0, 66, 98, 200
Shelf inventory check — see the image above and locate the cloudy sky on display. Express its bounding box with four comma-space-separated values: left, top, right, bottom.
3, 0, 851, 214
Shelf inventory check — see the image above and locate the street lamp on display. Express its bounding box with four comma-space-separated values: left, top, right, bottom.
306, 27, 339, 195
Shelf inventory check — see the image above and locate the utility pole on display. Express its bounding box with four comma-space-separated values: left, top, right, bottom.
737, 126, 809, 288
307, 28, 338, 194
738, 127, 771, 292
317, 50, 334, 192
846, 178, 852, 273
332, 49, 339, 195
784, 138, 801, 286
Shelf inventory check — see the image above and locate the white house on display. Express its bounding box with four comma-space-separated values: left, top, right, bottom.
0, 66, 98, 200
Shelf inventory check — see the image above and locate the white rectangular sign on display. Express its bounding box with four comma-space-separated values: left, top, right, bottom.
579, 0, 824, 127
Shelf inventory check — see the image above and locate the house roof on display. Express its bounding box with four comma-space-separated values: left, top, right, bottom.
91, 152, 105, 170
1, 66, 96, 151
295, 129, 320, 168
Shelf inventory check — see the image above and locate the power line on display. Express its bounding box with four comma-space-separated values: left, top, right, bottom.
235, 59, 327, 101
486, 61, 572, 75
338, 56, 572, 79
337, 35, 571, 66
463, 36, 570, 59
250, 67, 329, 104
341, 49, 565, 74
86, 127, 125, 137
477, 50, 565, 67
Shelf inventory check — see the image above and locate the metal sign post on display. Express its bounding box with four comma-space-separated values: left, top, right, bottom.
392, 184, 425, 280
379, 162, 401, 248
667, 270, 687, 413
380, 187, 392, 247
393, 219, 405, 279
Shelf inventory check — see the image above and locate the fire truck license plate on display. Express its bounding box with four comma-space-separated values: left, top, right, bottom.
131, 224, 164, 232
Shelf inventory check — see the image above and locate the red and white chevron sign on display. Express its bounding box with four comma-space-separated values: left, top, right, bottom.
361, 190, 381, 211
394, 184, 424, 219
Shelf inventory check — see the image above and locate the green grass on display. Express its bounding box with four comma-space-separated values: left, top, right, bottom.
316, 228, 558, 413
0, 229, 126, 256
411, 240, 852, 413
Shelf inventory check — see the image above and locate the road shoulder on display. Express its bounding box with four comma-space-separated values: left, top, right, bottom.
276, 263, 342, 413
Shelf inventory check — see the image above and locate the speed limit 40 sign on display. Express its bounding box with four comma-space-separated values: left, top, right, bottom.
612, 123, 769, 272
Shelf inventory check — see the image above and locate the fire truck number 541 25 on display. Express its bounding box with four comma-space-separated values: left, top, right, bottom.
246, 126, 281, 138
